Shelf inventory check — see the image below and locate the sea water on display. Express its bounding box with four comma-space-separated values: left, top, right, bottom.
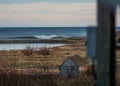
0, 27, 87, 50
0, 27, 87, 39
0, 27, 119, 50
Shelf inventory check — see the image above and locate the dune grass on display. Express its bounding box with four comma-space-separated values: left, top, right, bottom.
0, 43, 92, 86
0, 68, 92, 86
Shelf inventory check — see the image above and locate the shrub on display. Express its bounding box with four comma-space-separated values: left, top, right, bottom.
36, 47, 50, 55
22, 46, 33, 56
57, 75, 92, 86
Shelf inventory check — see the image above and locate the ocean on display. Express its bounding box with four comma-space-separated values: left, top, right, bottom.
0, 27, 87, 40
0, 27, 119, 50
0, 27, 87, 50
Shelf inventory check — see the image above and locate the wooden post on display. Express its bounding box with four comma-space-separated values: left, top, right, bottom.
97, 0, 116, 86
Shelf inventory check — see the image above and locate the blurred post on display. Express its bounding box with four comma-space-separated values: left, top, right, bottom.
87, 27, 96, 60
97, 0, 116, 86
87, 27, 97, 86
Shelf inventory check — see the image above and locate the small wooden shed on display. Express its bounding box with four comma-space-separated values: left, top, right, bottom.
59, 54, 86, 78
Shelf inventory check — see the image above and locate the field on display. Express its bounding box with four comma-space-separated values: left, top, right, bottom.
0, 39, 94, 86
0, 37, 120, 86
0, 40, 86, 74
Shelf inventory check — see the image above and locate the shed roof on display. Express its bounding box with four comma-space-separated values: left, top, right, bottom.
60, 54, 87, 67
69, 54, 86, 66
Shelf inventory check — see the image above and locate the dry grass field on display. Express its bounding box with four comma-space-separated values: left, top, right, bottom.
0, 38, 120, 86
0, 40, 94, 86
0, 41, 86, 74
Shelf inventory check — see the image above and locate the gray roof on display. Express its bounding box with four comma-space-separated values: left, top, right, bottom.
69, 54, 86, 66
60, 54, 87, 67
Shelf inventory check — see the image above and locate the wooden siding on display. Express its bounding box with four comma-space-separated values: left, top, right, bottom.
60, 58, 79, 78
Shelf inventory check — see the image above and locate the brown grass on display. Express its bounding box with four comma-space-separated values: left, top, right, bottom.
57, 75, 92, 86
0, 68, 92, 86
0, 43, 85, 72
35, 47, 50, 55
0, 42, 90, 86
116, 62, 120, 86
0, 69, 58, 86
21, 46, 50, 56
22, 46, 33, 56
116, 49, 120, 86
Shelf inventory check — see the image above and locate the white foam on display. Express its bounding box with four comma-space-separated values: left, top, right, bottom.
35, 35, 58, 39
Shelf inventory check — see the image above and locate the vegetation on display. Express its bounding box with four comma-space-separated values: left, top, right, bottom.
116, 52, 120, 85
116, 62, 120, 86
0, 68, 92, 86
0, 42, 89, 86
116, 47, 120, 86
35, 47, 50, 55
57, 75, 92, 86
0, 42, 119, 86
22, 46, 50, 56
22, 46, 33, 56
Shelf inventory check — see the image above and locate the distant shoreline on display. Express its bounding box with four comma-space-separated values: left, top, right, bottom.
0, 37, 86, 44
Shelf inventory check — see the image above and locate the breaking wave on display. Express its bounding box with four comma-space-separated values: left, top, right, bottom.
35, 35, 67, 39
0, 35, 68, 40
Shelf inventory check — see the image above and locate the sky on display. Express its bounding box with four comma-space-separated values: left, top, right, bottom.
0, 0, 119, 27
0, 0, 96, 3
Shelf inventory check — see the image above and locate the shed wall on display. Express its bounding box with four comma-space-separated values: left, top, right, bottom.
60, 59, 79, 78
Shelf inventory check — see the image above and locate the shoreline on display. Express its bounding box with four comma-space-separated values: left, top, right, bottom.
0, 37, 86, 50
0, 37, 86, 44
0, 39, 71, 44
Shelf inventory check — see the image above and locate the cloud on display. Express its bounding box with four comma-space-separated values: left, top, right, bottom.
0, 2, 96, 27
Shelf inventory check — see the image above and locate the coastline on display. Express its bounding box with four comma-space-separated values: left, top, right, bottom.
0, 39, 74, 44
0, 36, 86, 50
0, 37, 86, 44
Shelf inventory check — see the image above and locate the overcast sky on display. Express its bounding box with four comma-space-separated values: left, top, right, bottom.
0, 0, 119, 27
0, 0, 96, 3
